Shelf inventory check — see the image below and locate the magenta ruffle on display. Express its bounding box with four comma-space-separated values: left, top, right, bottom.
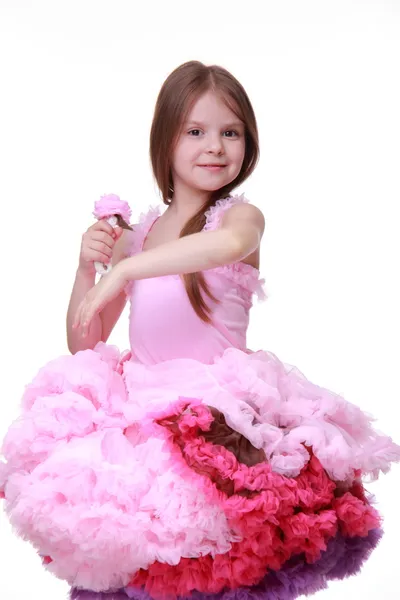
125, 398, 381, 598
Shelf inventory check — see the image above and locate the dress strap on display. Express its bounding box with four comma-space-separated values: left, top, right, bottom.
203, 193, 249, 232
127, 205, 161, 257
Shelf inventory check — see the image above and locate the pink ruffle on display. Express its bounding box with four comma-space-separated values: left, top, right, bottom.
203, 194, 267, 301
127, 206, 161, 257
202, 193, 248, 232
121, 346, 400, 483
205, 262, 267, 301
0, 348, 236, 591
93, 194, 132, 223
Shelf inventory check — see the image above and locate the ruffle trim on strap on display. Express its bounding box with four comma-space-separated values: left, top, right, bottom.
128, 206, 161, 257
207, 262, 268, 302
203, 193, 249, 232
203, 194, 268, 302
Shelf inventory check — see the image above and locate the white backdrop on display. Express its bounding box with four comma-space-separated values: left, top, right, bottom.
0, 1, 399, 598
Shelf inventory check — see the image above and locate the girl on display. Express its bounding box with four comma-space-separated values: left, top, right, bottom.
1, 61, 399, 600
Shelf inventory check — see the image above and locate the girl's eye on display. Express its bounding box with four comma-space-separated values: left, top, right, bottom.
188, 129, 240, 137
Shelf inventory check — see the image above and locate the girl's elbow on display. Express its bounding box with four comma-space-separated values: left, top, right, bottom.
230, 227, 260, 261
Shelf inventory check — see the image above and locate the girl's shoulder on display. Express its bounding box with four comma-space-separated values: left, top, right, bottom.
203, 193, 251, 231
203, 193, 265, 241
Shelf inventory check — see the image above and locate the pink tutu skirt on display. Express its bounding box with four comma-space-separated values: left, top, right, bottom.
1, 342, 398, 599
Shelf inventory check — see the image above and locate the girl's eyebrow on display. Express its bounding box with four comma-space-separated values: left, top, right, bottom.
185, 120, 244, 128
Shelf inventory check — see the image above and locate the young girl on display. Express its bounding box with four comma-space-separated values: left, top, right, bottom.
1, 61, 399, 600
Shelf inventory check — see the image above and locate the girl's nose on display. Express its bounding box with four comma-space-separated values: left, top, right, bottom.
206, 133, 224, 154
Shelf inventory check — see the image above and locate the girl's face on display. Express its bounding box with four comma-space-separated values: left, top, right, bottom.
171, 90, 246, 199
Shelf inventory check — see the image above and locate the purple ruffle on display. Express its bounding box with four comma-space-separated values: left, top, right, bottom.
70, 592, 130, 600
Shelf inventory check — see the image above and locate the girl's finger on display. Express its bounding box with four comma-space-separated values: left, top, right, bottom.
72, 304, 82, 330
81, 300, 96, 337
72, 304, 79, 329
80, 312, 87, 337
83, 250, 111, 264
92, 220, 116, 237
74, 299, 87, 331
88, 254, 111, 267
90, 231, 116, 250
114, 226, 123, 240
82, 311, 92, 338
89, 241, 113, 258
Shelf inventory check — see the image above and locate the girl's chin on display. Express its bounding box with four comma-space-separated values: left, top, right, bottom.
193, 176, 234, 191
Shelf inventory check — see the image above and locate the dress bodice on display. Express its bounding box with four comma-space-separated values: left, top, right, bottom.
125, 195, 267, 365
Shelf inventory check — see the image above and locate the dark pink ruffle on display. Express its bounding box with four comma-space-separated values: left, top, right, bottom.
127, 399, 381, 598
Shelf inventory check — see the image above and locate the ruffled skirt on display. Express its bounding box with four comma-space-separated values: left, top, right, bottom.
1, 342, 398, 599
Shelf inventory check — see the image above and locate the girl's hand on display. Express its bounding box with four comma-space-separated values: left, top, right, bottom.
72, 264, 127, 337
79, 219, 123, 275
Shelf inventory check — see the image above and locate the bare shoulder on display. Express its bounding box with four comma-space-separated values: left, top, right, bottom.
219, 202, 265, 270
220, 202, 266, 238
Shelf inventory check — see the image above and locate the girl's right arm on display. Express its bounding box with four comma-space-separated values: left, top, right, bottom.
66, 220, 131, 354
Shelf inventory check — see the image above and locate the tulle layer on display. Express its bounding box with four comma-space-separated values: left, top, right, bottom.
121, 345, 400, 482
0, 342, 397, 594
2, 426, 235, 590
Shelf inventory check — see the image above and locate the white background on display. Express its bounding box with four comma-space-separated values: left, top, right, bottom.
0, 1, 399, 598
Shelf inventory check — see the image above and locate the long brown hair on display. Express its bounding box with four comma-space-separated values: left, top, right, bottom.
149, 61, 259, 323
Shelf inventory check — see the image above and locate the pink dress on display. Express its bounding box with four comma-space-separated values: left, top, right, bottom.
1, 194, 399, 600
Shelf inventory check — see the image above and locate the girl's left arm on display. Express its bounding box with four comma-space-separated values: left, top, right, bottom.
118, 203, 265, 281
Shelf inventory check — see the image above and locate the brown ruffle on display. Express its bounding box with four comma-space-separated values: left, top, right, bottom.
155, 406, 266, 497
202, 407, 266, 466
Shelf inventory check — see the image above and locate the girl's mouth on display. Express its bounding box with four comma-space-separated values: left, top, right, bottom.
199, 165, 227, 171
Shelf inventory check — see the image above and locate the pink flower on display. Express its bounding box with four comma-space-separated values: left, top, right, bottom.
93, 193, 132, 222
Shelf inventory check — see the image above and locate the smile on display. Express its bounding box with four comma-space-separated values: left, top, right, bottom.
198, 165, 227, 171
